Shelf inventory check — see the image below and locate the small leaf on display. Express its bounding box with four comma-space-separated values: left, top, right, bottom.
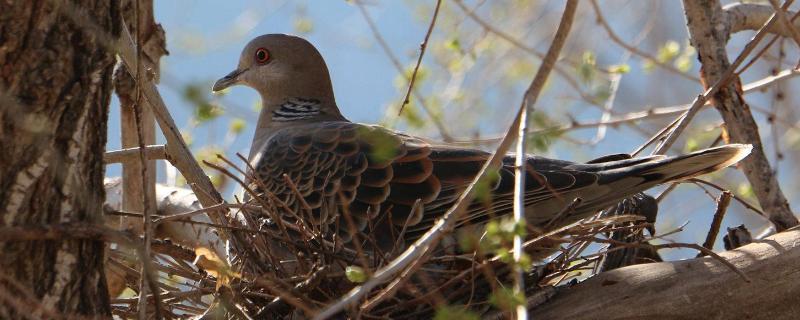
293, 17, 314, 34
346, 266, 368, 283
577, 50, 597, 84
444, 38, 461, 52
194, 247, 241, 290
657, 40, 680, 63
489, 287, 526, 312
608, 64, 630, 74
473, 169, 500, 203
434, 305, 480, 320
229, 118, 246, 135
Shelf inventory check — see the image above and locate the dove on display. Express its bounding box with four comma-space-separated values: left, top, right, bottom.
213, 34, 751, 254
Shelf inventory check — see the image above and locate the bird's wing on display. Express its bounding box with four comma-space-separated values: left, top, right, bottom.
250, 122, 601, 244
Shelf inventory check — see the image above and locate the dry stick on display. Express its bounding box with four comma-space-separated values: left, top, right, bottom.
251, 277, 318, 317
201, 160, 291, 274
454, 67, 800, 148
589, 0, 700, 83
452, 0, 596, 107
697, 191, 733, 258
512, 65, 530, 320
104, 145, 167, 164
354, 0, 453, 141
768, 0, 800, 48
312, 2, 578, 319
397, 0, 442, 116
542, 198, 583, 230
116, 20, 234, 247
653, 2, 783, 155
129, 8, 162, 318
735, 6, 800, 76
689, 178, 766, 217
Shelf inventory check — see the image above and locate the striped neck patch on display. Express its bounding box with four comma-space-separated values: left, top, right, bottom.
272, 98, 321, 121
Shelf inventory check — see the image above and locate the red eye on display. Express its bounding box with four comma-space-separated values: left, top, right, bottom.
254, 48, 270, 64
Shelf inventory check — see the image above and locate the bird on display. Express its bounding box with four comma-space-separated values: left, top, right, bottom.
212, 34, 751, 256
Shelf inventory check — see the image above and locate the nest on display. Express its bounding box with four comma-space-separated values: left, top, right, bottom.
108, 157, 659, 319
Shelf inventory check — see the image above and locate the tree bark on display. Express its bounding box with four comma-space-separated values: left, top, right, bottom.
0, 1, 119, 317
532, 229, 800, 319
683, 0, 799, 230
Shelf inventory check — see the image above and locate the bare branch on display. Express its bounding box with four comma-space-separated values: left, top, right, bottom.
532, 230, 800, 318
104, 145, 167, 164
680, 0, 799, 230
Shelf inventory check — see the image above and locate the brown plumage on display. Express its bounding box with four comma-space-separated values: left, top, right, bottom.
214, 34, 752, 252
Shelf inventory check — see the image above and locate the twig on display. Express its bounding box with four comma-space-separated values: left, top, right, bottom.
768, 0, 800, 49
543, 198, 583, 230
655, 242, 750, 282
128, 8, 162, 318
697, 191, 733, 257
451, 0, 596, 107
448, 67, 800, 147
311, 2, 579, 318
104, 145, 167, 164
512, 56, 529, 320
398, 0, 442, 115
354, 0, 453, 141
689, 178, 766, 218
116, 18, 235, 247
682, 0, 799, 230
654, 1, 783, 154
0, 222, 131, 243
589, 0, 700, 83
726, 3, 800, 37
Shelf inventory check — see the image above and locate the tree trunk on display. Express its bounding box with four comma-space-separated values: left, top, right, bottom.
0, 1, 119, 317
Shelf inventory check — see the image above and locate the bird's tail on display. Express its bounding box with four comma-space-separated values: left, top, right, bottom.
562, 144, 752, 223
599, 144, 752, 185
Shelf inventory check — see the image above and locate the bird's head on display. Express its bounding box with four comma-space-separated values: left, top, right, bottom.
213, 34, 340, 119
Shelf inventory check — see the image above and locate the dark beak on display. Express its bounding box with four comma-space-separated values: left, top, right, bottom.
212, 68, 246, 92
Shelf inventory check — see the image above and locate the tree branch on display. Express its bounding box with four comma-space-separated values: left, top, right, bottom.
533, 229, 800, 319
682, 0, 799, 230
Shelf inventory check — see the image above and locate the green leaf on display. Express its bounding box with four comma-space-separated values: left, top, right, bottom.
737, 183, 754, 199
458, 230, 481, 253
685, 138, 699, 153
674, 44, 696, 73
293, 17, 314, 34
182, 82, 223, 123
657, 40, 680, 63
577, 50, 597, 84
345, 266, 368, 283
229, 118, 246, 135
489, 287, 526, 312
434, 305, 480, 320
399, 103, 426, 129
473, 169, 501, 203
445, 38, 461, 52
608, 64, 630, 74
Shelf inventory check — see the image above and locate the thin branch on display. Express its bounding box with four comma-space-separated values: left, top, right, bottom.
697, 191, 733, 257
589, 0, 701, 83
726, 3, 800, 37
354, 0, 453, 141
654, 1, 782, 154
398, 0, 442, 115
116, 20, 239, 252
452, 0, 597, 107
681, 0, 799, 230
768, 0, 800, 49
104, 145, 168, 164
